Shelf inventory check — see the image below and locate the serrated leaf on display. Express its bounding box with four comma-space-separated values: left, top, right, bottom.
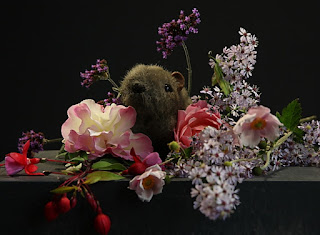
50, 186, 76, 194
278, 99, 302, 131
86, 171, 124, 182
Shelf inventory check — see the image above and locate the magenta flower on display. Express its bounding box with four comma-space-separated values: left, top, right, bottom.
61, 99, 153, 160
5, 140, 44, 176
233, 106, 282, 147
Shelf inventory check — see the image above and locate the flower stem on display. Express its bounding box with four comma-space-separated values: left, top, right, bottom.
229, 157, 261, 165
0, 163, 5, 167
260, 131, 293, 170
44, 138, 63, 144
181, 41, 192, 96
300, 115, 317, 123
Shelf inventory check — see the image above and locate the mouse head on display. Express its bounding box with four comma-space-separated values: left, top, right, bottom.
120, 64, 188, 121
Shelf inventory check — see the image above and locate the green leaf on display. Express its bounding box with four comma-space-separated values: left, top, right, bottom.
278, 99, 302, 131
183, 147, 193, 158
85, 171, 124, 183
92, 161, 126, 171
50, 186, 77, 194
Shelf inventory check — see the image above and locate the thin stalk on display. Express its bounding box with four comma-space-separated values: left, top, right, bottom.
300, 115, 317, 123
181, 41, 192, 95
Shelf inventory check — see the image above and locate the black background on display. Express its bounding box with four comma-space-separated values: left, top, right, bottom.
1, 2, 319, 159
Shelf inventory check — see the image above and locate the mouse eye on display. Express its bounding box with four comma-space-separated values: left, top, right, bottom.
165, 84, 173, 92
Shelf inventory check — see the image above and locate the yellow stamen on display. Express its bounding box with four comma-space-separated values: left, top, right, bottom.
142, 175, 155, 190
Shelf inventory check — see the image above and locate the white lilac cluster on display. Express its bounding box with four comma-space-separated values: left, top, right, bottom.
209, 27, 258, 83
199, 80, 260, 118
299, 120, 320, 146
174, 126, 262, 220
199, 28, 261, 118
267, 123, 320, 171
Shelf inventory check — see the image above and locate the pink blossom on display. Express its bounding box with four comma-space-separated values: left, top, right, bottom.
61, 99, 153, 160
174, 100, 221, 148
233, 105, 282, 147
128, 165, 166, 202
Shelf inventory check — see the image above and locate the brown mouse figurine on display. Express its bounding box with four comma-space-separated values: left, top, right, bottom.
120, 64, 191, 159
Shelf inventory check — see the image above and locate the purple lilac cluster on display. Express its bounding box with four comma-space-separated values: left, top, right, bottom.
171, 126, 261, 220
194, 80, 261, 119
267, 123, 320, 171
156, 8, 201, 59
209, 27, 258, 83
97, 92, 122, 107
80, 59, 109, 88
195, 28, 261, 118
18, 130, 45, 156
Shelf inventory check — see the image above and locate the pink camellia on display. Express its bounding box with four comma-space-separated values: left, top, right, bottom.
128, 164, 166, 202
61, 99, 153, 160
233, 105, 282, 148
174, 100, 221, 148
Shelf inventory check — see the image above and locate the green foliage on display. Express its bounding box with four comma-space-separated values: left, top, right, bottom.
84, 171, 124, 185
276, 99, 304, 142
209, 54, 231, 96
92, 161, 126, 171
50, 186, 77, 194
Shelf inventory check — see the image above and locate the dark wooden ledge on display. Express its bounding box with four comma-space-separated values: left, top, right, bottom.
1, 150, 320, 235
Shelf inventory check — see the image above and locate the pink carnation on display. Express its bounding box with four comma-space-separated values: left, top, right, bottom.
233, 105, 282, 147
174, 100, 221, 148
61, 99, 153, 160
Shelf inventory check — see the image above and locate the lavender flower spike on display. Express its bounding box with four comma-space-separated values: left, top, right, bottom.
156, 8, 201, 59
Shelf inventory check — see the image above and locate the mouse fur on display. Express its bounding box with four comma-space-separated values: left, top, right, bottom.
120, 64, 190, 158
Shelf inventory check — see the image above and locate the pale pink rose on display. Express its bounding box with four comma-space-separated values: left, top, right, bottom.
61, 99, 153, 160
174, 100, 221, 148
233, 105, 282, 148
128, 164, 166, 202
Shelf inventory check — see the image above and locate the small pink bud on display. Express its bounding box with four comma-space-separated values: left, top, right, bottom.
94, 209, 111, 235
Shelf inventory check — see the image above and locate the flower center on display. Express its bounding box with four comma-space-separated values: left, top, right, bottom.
142, 175, 155, 190
250, 117, 266, 130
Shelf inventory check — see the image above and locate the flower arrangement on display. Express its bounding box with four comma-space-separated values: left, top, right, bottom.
2, 8, 320, 234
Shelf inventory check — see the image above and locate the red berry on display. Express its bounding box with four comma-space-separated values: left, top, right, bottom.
44, 201, 59, 221
57, 194, 71, 214
94, 210, 111, 235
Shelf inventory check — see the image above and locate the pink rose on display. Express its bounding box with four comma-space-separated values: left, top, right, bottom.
174, 100, 221, 148
61, 99, 153, 160
128, 164, 166, 202
233, 105, 282, 147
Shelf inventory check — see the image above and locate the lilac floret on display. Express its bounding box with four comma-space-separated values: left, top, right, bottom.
156, 8, 201, 59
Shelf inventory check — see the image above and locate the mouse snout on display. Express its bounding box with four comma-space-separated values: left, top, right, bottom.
131, 83, 146, 94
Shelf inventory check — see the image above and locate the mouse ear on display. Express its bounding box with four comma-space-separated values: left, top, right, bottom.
171, 71, 185, 91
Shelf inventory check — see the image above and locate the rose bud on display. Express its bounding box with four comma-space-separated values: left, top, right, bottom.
86, 193, 98, 211
44, 201, 59, 221
70, 196, 77, 209
94, 208, 111, 235
57, 193, 71, 214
